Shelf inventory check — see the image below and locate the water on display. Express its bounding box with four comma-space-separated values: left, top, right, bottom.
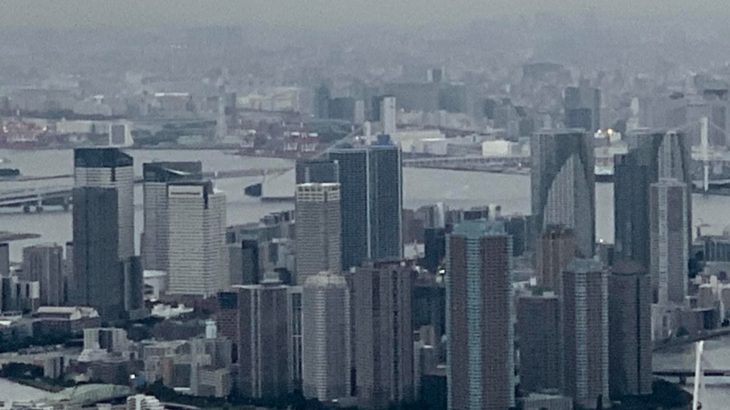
0, 377, 48, 403
2, 149, 729, 261
654, 335, 730, 409
2, 149, 730, 406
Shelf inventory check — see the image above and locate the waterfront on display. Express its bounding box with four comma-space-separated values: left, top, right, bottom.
2, 148, 730, 407
0, 377, 48, 403
2, 148, 730, 261
654, 334, 730, 409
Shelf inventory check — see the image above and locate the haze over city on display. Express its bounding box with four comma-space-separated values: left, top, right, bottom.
3, 1, 730, 410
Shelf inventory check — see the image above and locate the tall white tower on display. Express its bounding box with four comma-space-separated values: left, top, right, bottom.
295, 183, 341, 284
167, 181, 227, 297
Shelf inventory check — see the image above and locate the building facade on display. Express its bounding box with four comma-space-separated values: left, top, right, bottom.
561, 259, 609, 409
295, 183, 342, 284
327, 141, 402, 270
71, 187, 125, 321
614, 129, 692, 270
609, 260, 652, 398
517, 293, 561, 393
354, 261, 413, 408
446, 219, 514, 410
530, 130, 595, 257
167, 182, 226, 297
536, 225, 576, 293
235, 278, 290, 399
22, 244, 64, 306
302, 272, 351, 401
74, 148, 134, 259
141, 161, 202, 271
650, 178, 689, 305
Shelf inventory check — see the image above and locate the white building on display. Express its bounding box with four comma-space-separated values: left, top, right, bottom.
141, 162, 202, 272
295, 183, 341, 284
167, 182, 226, 297
302, 272, 351, 401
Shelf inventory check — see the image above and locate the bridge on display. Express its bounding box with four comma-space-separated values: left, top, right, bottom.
654, 369, 730, 379
403, 155, 530, 172
0, 186, 72, 212
0, 167, 290, 213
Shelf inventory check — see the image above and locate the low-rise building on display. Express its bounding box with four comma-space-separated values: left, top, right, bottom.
32, 306, 101, 336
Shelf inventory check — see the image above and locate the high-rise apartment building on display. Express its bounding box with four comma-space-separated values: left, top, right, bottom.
446, 219, 514, 410
327, 141, 402, 270
167, 181, 226, 297
74, 148, 134, 259
302, 272, 351, 401
536, 225, 576, 293
22, 244, 63, 306
650, 178, 689, 305
614, 129, 692, 269
354, 261, 413, 408
531, 129, 595, 257
141, 161, 202, 271
71, 187, 124, 321
517, 293, 561, 393
295, 183, 341, 284
609, 260, 652, 398
234, 276, 290, 399
561, 259, 609, 409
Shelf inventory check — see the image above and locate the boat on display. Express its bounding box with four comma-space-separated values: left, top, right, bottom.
0, 168, 20, 178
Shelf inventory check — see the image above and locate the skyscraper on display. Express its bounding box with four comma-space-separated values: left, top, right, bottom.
609, 260, 652, 398
650, 178, 689, 305
302, 271, 351, 401
71, 187, 124, 321
531, 129, 595, 257
561, 259, 609, 409
234, 276, 290, 399
517, 293, 561, 394
142, 161, 203, 271
564, 81, 601, 132
536, 225, 576, 293
167, 181, 227, 297
354, 261, 413, 408
446, 219, 514, 410
327, 141, 402, 270
22, 244, 64, 306
74, 148, 134, 259
295, 183, 341, 284
614, 129, 692, 270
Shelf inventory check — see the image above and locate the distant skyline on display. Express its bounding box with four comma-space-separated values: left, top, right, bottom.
1, 0, 730, 30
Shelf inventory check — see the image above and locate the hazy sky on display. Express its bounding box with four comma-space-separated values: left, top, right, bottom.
0, 0, 727, 30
